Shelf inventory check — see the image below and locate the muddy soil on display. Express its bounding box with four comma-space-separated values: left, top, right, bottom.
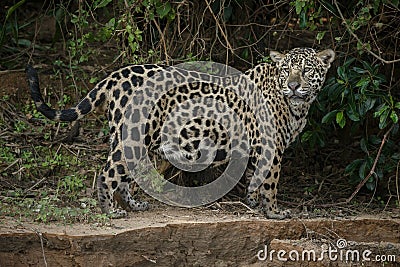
1, 206, 399, 267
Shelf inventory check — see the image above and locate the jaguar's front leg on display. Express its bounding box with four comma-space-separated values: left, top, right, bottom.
246, 150, 290, 219
259, 154, 291, 219
245, 151, 262, 208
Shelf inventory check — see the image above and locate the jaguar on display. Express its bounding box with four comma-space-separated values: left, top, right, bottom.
26, 47, 335, 219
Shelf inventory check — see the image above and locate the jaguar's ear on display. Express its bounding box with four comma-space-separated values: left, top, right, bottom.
270, 50, 285, 63
316, 49, 335, 67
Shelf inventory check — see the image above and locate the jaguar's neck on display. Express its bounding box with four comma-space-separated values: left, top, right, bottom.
246, 63, 278, 94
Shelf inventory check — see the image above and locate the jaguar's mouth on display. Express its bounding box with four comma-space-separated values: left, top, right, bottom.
288, 95, 305, 102
288, 95, 307, 105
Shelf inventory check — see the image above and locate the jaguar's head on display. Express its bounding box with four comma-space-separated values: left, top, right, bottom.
270, 47, 335, 106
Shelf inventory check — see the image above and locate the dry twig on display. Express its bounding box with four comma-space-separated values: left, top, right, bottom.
346, 124, 394, 203
333, 0, 400, 64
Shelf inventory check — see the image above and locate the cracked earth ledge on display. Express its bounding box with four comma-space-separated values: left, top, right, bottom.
0, 208, 399, 267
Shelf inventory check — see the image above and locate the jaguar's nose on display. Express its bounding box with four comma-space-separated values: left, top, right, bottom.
288, 81, 301, 91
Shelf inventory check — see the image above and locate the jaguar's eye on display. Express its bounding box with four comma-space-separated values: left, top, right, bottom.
281, 66, 290, 73
302, 67, 311, 75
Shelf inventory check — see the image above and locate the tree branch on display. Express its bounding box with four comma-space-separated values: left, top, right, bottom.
333, 0, 400, 64
346, 124, 394, 203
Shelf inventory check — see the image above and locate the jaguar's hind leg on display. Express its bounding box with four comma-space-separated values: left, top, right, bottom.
115, 179, 149, 211
97, 160, 148, 217
97, 171, 127, 217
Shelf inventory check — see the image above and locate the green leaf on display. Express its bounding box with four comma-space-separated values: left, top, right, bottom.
316, 31, 326, 42
167, 9, 176, 20
353, 67, 367, 74
345, 159, 364, 174
156, 2, 171, 18
5, 0, 25, 21
360, 98, 376, 116
94, 0, 113, 9
295, 0, 305, 14
390, 0, 399, 7
16, 38, 32, 47
346, 107, 360, 122
223, 6, 233, 21
322, 110, 338, 124
390, 111, 398, 123
358, 160, 367, 180
378, 108, 390, 129
301, 131, 313, 142
106, 18, 116, 28
361, 60, 376, 73
299, 10, 308, 29
392, 153, 400, 160
336, 111, 346, 128
90, 77, 99, 84
319, 0, 340, 17
395, 102, 400, 109
343, 58, 356, 68
360, 138, 368, 153
374, 103, 389, 118
357, 42, 364, 53
356, 77, 370, 89
327, 83, 344, 100
337, 66, 346, 79
357, 42, 371, 53
369, 135, 381, 145
365, 179, 375, 191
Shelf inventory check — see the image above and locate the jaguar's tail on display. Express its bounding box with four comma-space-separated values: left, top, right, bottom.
26, 65, 106, 122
